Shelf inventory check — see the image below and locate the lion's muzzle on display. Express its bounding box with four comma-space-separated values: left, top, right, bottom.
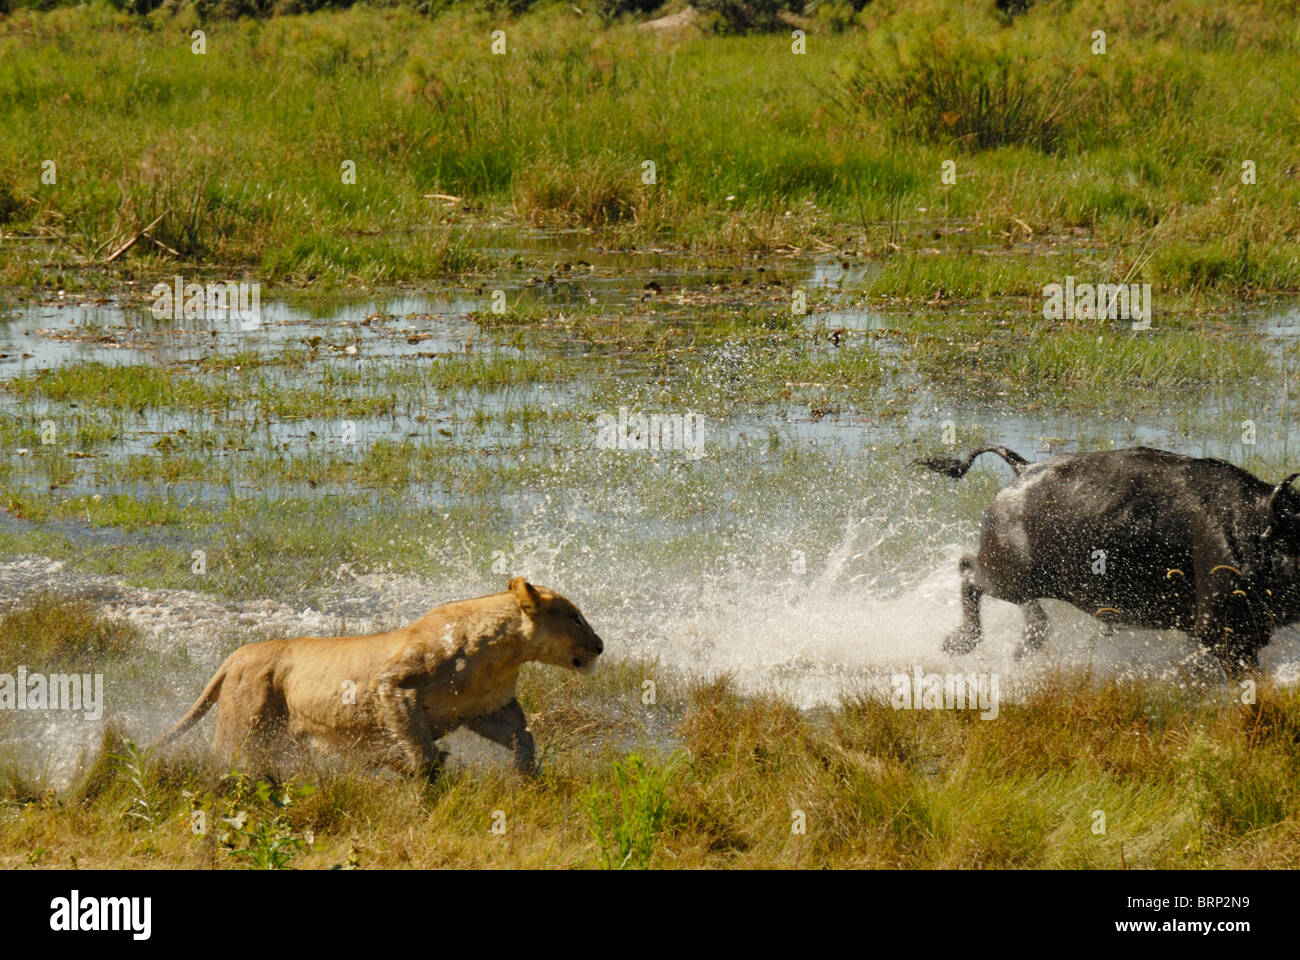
573, 634, 603, 673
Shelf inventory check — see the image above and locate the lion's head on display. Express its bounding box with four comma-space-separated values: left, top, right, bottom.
510, 576, 604, 674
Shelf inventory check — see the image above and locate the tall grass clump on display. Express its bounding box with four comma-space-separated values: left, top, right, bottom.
848, 42, 1103, 152
0, 592, 141, 668
583, 752, 686, 868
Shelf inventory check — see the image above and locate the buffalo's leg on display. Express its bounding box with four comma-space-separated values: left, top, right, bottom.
466, 699, 536, 774
1205, 617, 1262, 679
943, 555, 984, 655
1014, 601, 1050, 661
1218, 639, 1260, 678
1192, 555, 1265, 679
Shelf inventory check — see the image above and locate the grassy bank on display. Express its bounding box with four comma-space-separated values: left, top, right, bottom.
1, 596, 1298, 868
0, 0, 1298, 294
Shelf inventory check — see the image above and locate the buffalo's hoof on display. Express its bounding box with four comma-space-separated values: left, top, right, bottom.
942, 629, 980, 656
1013, 643, 1040, 662
422, 750, 449, 782
1183, 648, 1225, 685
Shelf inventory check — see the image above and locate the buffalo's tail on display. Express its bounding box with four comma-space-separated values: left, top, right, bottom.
914, 445, 1031, 480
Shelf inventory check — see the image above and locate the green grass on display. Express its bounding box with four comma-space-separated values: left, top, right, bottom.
4, 656, 1300, 867
0, 591, 141, 668
0, 1, 1297, 293
902, 320, 1277, 409
4, 352, 574, 418
582, 752, 686, 868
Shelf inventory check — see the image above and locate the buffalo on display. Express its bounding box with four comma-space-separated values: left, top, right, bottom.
917, 445, 1300, 676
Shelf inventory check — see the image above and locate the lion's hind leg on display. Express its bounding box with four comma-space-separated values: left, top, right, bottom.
211, 671, 296, 781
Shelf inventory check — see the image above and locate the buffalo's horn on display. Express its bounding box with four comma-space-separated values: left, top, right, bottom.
1263, 472, 1300, 540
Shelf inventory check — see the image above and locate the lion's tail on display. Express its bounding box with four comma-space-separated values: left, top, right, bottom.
150, 656, 231, 749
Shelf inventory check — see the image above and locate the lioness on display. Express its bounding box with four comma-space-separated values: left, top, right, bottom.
153, 577, 603, 778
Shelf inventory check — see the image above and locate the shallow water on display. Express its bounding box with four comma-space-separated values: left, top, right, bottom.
3, 239, 1300, 776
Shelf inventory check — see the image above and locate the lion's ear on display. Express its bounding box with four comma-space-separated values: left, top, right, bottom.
510, 576, 542, 614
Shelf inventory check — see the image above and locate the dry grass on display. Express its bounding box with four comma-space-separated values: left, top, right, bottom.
0, 592, 141, 669
2, 598, 1298, 869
